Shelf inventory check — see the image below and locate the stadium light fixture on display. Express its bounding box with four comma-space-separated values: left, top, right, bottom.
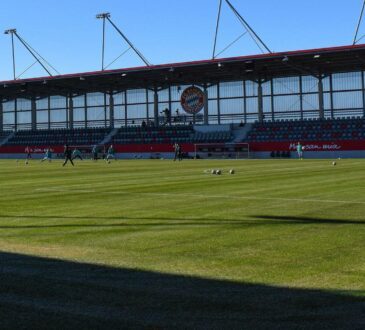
96, 12, 111, 19
4, 28, 16, 35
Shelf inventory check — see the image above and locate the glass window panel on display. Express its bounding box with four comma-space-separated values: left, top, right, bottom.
87, 93, 105, 106
263, 96, 272, 113
73, 95, 85, 107
332, 72, 362, 91
170, 86, 181, 102
302, 94, 318, 111
3, 112, 15, 124
158, 103, 170, 115
207, 100, 218, 123
17, 98, 31, 111
273, 77, 299, 94
36, 98, 48, 110
324, 93, 331, 110
37, 110, 48, 123
127, 89, 146, 104
50, 96, 66, 109
73, 108, 85, 122
246, 97, 258, 113
207, 84, 218, 99
322, 76, 330, 92
262, 81, 271, 96
220, 98, 244, 114
170, 101, 186, 122
50, 109, 66, 122
88, 106, 105, 121
245, 80, 258, 97
3, 100, 15, 112
208, 100, 218, 115
113, 92, 125, 105
302, 76, 318, 93
127, 104, 147, 119
274, 95, 301, 112
114, 105, 125, 120
333, 91, 363, 109
219, 81, 243, 98
158, 88, 169, 102
147, 89, 154, 102
17, 111, 31, 124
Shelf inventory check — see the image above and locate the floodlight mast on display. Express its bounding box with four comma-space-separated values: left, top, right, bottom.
4, 29, 16, 80
4, 28, 56, 78
212, 0, 272, 59
354, 0, 365, 45
96, 12, 110, 70
96, 12, 151, 68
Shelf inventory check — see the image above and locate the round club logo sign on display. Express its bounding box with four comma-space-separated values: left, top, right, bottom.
180, 86, 205, 114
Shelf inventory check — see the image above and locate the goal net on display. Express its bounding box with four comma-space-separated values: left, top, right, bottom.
194, 142, 250, 159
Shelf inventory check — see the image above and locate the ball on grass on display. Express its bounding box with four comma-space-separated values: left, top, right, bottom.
229, 169, 235, 175
332, 161, 336, 166
216, 169, 221, 175
211, 169, 216, 175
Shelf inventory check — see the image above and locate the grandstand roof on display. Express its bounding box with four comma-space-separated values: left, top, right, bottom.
2, 43, 365, 100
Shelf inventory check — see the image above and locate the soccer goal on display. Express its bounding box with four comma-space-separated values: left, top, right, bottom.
194, 142, 250, 159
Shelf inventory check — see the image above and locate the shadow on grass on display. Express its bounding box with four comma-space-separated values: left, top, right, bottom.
0, 214, 363, 230
251, 215, 365, 225
0, 251, 364, 329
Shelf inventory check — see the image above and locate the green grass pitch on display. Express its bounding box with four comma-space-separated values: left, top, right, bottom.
0, 158, 364, 328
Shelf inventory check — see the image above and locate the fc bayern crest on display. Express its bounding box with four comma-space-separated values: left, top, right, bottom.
180, 86, 205, 114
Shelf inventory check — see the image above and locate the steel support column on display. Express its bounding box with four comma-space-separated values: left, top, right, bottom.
109, 93, 114, 128
361, 71, 365, 117
84, 94, 88, 128
217, 82, 221, 124
14, 98, 18, 131
203, 84, 209, 125
68, 95, 74, 130
0, 99, 3, 132
154, 88, 159, 127
318, 77, 325, 119
257, 81, 264, 122
124, 91, 128, 127
31, 97, 36, 130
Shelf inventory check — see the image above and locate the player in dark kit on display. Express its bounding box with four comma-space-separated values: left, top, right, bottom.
178, 144, 183, 161
62, 144, 74, 166
173, 143, 180, 161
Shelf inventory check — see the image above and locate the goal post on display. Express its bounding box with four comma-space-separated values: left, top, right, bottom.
194, 142, 250, 159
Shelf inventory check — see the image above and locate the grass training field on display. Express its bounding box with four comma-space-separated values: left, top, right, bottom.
0, 158, 364, 329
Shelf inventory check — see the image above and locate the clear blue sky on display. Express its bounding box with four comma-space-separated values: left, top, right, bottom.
0, 0, 363, 80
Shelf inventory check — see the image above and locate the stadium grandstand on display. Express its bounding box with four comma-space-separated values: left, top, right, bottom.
2, 43, 365, 159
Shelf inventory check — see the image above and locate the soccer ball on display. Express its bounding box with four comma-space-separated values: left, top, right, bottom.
302, 146, 305, 150
332, 161, 336, 166
229, 169, 235, 175
216, 169, 221, 175
25, 160, 28, 165
107, 160, 111, 164
211, 169, 216, 175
